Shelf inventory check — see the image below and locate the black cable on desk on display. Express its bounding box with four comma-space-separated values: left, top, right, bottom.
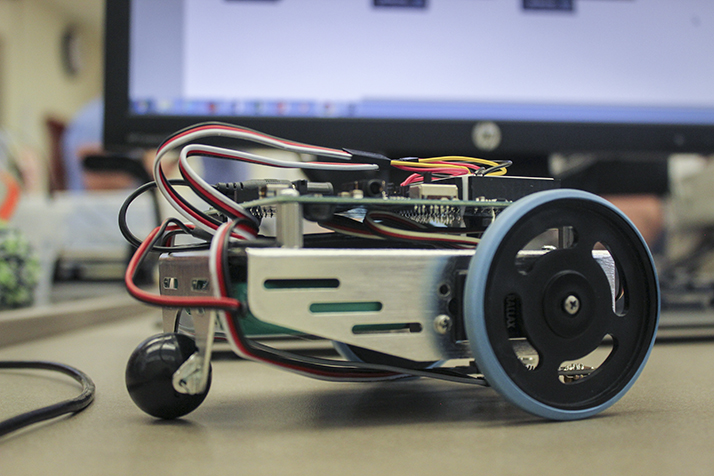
0, 361, 95, 438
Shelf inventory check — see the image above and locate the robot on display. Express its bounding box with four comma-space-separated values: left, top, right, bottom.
121, 123, 659, 421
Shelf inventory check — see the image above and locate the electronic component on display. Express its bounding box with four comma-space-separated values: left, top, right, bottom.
408, 183, 459, 200
341, 179, 386, 198
439, 174, 560, 202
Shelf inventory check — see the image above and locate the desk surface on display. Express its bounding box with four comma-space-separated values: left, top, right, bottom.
1, 311, 714, 476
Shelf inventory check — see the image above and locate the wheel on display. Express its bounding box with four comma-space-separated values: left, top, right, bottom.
464, 189, 659, 420
126, 333, 212, 419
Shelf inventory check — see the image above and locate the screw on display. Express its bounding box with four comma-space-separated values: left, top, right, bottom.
563, 295, 580, 316
433, 314, 453, 335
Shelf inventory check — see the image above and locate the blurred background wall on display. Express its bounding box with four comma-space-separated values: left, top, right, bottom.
0, 0, 104, 189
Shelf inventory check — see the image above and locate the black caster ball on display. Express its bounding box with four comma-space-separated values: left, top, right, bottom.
126, 333, 212, 419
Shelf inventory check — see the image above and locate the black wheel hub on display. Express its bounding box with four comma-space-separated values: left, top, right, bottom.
542, 271, 595, 339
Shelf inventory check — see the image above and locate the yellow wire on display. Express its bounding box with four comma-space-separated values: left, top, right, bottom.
420, 156, 499, 166
420, 156, 509, 176
390, 160, 471, 173
391, 156, 509, 176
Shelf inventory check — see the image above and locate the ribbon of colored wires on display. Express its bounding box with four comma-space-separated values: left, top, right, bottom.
393, 156, 511, 186
152, 122, 378, 237
177, 143, 376, 225
419, 156, 509, 175
364, 211, 480, 247
321, 212, 480, 247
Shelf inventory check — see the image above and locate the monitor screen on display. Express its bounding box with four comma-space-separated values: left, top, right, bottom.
104, 0, 714, 160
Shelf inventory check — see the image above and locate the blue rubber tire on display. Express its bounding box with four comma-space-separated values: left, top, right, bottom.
464, 189, 660, 420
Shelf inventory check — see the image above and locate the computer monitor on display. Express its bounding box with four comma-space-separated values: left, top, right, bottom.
104, 0, 714, 179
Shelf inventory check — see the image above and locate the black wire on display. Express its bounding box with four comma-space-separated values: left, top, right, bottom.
118, 179, 212, 252
479, 160, 513, 176
0, 361, 95, 438
157, 167, 227, 230
130, 218, 193, 289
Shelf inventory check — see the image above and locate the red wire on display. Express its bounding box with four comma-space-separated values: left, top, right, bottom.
185, 148, 292, 168
392, 165, 467, 174
158, 168, 220, 230
160, 168, 258, 240
124, 225, 242, 310
185, 148, 357, 170
401, 173, 424, 186
178, 160, 258, 228
427, 161, 481, 171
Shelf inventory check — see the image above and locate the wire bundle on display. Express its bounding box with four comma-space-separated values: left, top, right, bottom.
153, 122, 378, 239
392, 156, 512, 186
122, 122, 491, 384
320, 211, 481, 247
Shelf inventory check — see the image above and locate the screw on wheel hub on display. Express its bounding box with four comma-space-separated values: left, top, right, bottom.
542, 269, 603, 341
563, 295, 580, 316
